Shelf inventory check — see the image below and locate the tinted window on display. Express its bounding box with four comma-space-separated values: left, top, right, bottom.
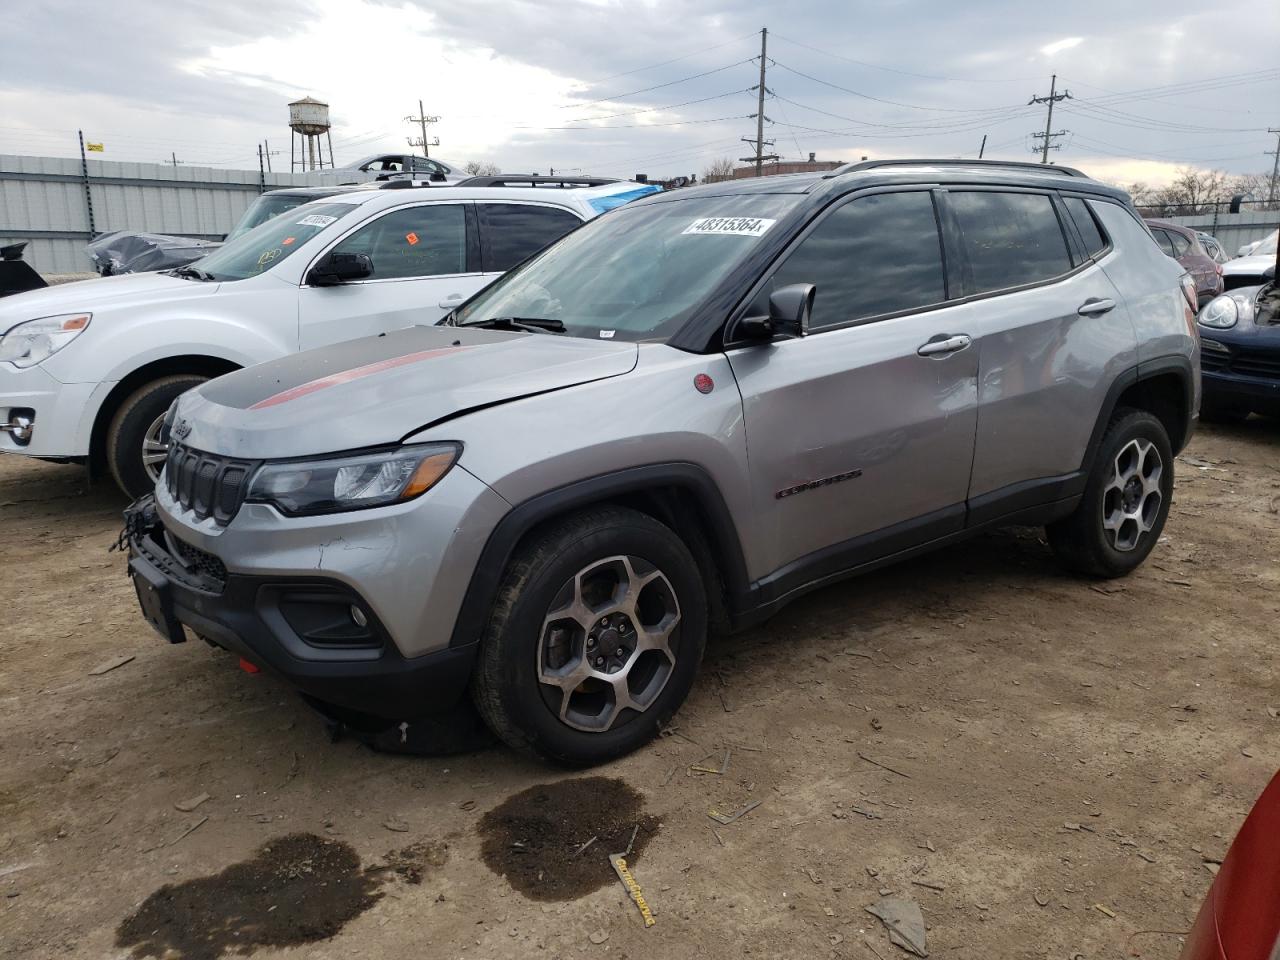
1152, 229, 1176, 257
330, 204, 467, 280
1063, 197, 1109, 259
478, 204, 582, 272
769, 191, 946, 329
951, 191, 1072, 294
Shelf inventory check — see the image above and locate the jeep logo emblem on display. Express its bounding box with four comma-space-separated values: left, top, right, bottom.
173, 419, 192, 440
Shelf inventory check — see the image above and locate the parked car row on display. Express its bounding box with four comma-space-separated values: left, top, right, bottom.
88, 158, 1200, 765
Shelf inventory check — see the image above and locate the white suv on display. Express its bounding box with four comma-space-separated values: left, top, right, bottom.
0, 177, 659, 495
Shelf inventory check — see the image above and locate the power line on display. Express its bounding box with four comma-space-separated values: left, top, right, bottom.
768, 32, 1044, 84
770, 60, 1022, 114
581, 31, 759, 85
1061, 101, 1267, 135
563, 57, 756, 110
563, 88, 752, 123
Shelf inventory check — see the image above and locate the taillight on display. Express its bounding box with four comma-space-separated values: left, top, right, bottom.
1214, 262, 1223, 276
1179, 274, 1198, 311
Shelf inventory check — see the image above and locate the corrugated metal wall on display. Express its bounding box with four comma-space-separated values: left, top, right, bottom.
0, 154, 353, 274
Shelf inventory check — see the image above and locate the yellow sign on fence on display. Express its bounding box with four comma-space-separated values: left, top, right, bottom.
86, 142, 104, 152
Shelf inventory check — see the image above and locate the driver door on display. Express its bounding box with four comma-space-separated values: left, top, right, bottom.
297, 201, 484, 350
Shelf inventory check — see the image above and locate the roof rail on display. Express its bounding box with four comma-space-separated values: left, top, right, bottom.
455, 175, 622, 188
827, 158, 1088, 179
377, 178, 435, 190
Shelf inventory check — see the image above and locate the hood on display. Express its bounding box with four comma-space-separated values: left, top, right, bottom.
0, 270, 220, 333
177, 324, 639, 458
1222, 254, 1276, 278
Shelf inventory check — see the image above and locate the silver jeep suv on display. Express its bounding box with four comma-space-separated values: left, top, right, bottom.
125, 159, 1199, 765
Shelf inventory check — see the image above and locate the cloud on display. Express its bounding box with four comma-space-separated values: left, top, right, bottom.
1039, 37, 1084, 57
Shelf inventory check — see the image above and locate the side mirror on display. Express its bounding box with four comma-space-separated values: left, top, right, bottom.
737, 283, 816, 340
1263, 264, 1276, 281
308, 252, 373, 286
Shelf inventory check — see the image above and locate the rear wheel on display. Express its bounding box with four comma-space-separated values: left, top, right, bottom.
105, 375, 206, 499
471, 506, 706, 766
1048, 408, 1173, 578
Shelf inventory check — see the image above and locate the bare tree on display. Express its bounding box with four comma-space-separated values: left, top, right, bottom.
464, 160, 501, 176
701, 157, 738, 183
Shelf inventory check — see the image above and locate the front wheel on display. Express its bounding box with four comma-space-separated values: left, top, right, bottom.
471, 506, 707, 766
1048, 408, 1174, 578
105, 375, 207, 499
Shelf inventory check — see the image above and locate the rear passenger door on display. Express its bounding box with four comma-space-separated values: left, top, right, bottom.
297, 201, 484, 350
726, 189, 979, 584
475, 202, 584, 285
943, 189, 1138, 517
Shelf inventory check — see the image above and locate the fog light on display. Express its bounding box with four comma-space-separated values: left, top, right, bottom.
1, 409, 34, 445
350, 605, 368, 628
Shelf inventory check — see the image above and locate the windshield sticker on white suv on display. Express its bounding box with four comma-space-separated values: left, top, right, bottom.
682, 217, 776, 238
296, 214, 338, 227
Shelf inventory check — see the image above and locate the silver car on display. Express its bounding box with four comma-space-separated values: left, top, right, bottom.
124, 159, 1199, 765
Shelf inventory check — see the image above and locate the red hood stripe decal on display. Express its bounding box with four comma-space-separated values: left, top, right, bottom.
249, 345, 477, 410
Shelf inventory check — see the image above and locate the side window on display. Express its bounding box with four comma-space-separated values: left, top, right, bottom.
328, 204, 467, 280
1063, 197, 1109, 259
950, 191, 1073, 294
478, 204, 582, 272
1168, 231, 1191, 256
768, 191, 946, 330
1152, 229, 1176, 257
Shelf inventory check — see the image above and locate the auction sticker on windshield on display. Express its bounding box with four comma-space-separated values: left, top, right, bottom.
296, 214, 338, 227
683, 217, 776, 238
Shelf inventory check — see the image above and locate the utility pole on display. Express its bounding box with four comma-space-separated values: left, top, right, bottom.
262, 139, 280, 173
257, 144, 266, 194
406, 100, 440, 158
1266, 127, 1280, 205
978, 134, 987, 159
1029, 74, 1071, 164
740, 27, 778, 177
77, 129, 96, 237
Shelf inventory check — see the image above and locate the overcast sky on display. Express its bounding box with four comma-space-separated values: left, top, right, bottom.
2, 0, 1277, 187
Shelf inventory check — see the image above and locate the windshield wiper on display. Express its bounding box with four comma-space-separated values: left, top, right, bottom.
171, 264, 216, 282
460, 316, 566, 333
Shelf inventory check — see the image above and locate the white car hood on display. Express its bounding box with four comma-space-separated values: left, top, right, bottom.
0, 271, 221, 334
1223, 254, 1276, 278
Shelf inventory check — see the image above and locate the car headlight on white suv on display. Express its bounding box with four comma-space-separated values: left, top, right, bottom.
246, 443, 461, 516
0, 313, 92, 368
1197, 294, 1253, 329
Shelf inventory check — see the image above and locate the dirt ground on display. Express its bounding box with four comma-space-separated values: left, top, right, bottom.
2, 421, 1278, 960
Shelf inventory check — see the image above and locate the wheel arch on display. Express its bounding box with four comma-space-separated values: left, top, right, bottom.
1081, 356, 1195, 477
448, 463, 751, 648
88, 354, 242, 474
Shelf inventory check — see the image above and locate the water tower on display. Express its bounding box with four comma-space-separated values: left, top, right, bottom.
288, 97, 334, 172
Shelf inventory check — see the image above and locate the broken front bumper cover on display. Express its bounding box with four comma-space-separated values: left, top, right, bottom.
122, 496, 478, 720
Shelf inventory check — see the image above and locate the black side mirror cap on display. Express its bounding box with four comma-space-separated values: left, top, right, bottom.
308, 251, 374, 286
1263, 264, 1276, 281
737, 283, 816, 341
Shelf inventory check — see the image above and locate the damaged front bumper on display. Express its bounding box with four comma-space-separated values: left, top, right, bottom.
122, 495, 478, 719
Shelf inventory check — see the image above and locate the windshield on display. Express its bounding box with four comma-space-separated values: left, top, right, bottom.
226, 194, 314, 241
454, 193, 803, 342
190, 201, 361, 281
1252, 231, 1278, 257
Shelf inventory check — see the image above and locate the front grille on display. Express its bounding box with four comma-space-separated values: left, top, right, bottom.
1200, 348, 1280, 381
1199, 352, 1229, 373
164, 442, 258, 525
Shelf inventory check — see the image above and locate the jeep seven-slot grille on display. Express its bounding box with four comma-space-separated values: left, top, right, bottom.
164, 442, 258, 525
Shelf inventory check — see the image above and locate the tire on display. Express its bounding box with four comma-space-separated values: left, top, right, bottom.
105, 375, 207, 499
1047, 407, 1174, 578
471, 506, 707, 766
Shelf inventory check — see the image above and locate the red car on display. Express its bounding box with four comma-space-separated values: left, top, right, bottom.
1181, 771, 1280, 960
1146, 218, 1224, 307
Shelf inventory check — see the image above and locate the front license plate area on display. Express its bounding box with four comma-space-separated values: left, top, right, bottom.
130, 556, 186, 644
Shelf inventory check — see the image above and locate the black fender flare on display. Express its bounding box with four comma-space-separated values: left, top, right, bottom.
1080, 354, 1196, 476
447, 462, 751, 648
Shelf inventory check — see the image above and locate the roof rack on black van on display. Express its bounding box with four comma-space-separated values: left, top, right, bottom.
827, 158, 1087, 179
455, 175, 621, 188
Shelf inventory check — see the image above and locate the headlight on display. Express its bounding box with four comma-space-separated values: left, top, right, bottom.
246, 443, 460, 516
0, 313, 91, 368
1197, 293, 1253, 329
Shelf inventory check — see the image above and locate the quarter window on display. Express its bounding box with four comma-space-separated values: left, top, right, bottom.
1063, 197, 1109, 259
768, 191, 946, 330
1168, 230, 1192, 256
951, 191, 1072, 294
478, 204, 583, 272
1152, 229, 1177, 258
328, 204, 467, 280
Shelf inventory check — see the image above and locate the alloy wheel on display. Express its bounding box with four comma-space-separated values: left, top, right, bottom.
141, 413, 169, 483
1101, 438, 1163, 552
536, 555, 681, 733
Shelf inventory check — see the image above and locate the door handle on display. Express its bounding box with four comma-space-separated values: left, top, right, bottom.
438, 293, 465, 309
917, 334, 972, 357
1077, 297, 1116, 316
